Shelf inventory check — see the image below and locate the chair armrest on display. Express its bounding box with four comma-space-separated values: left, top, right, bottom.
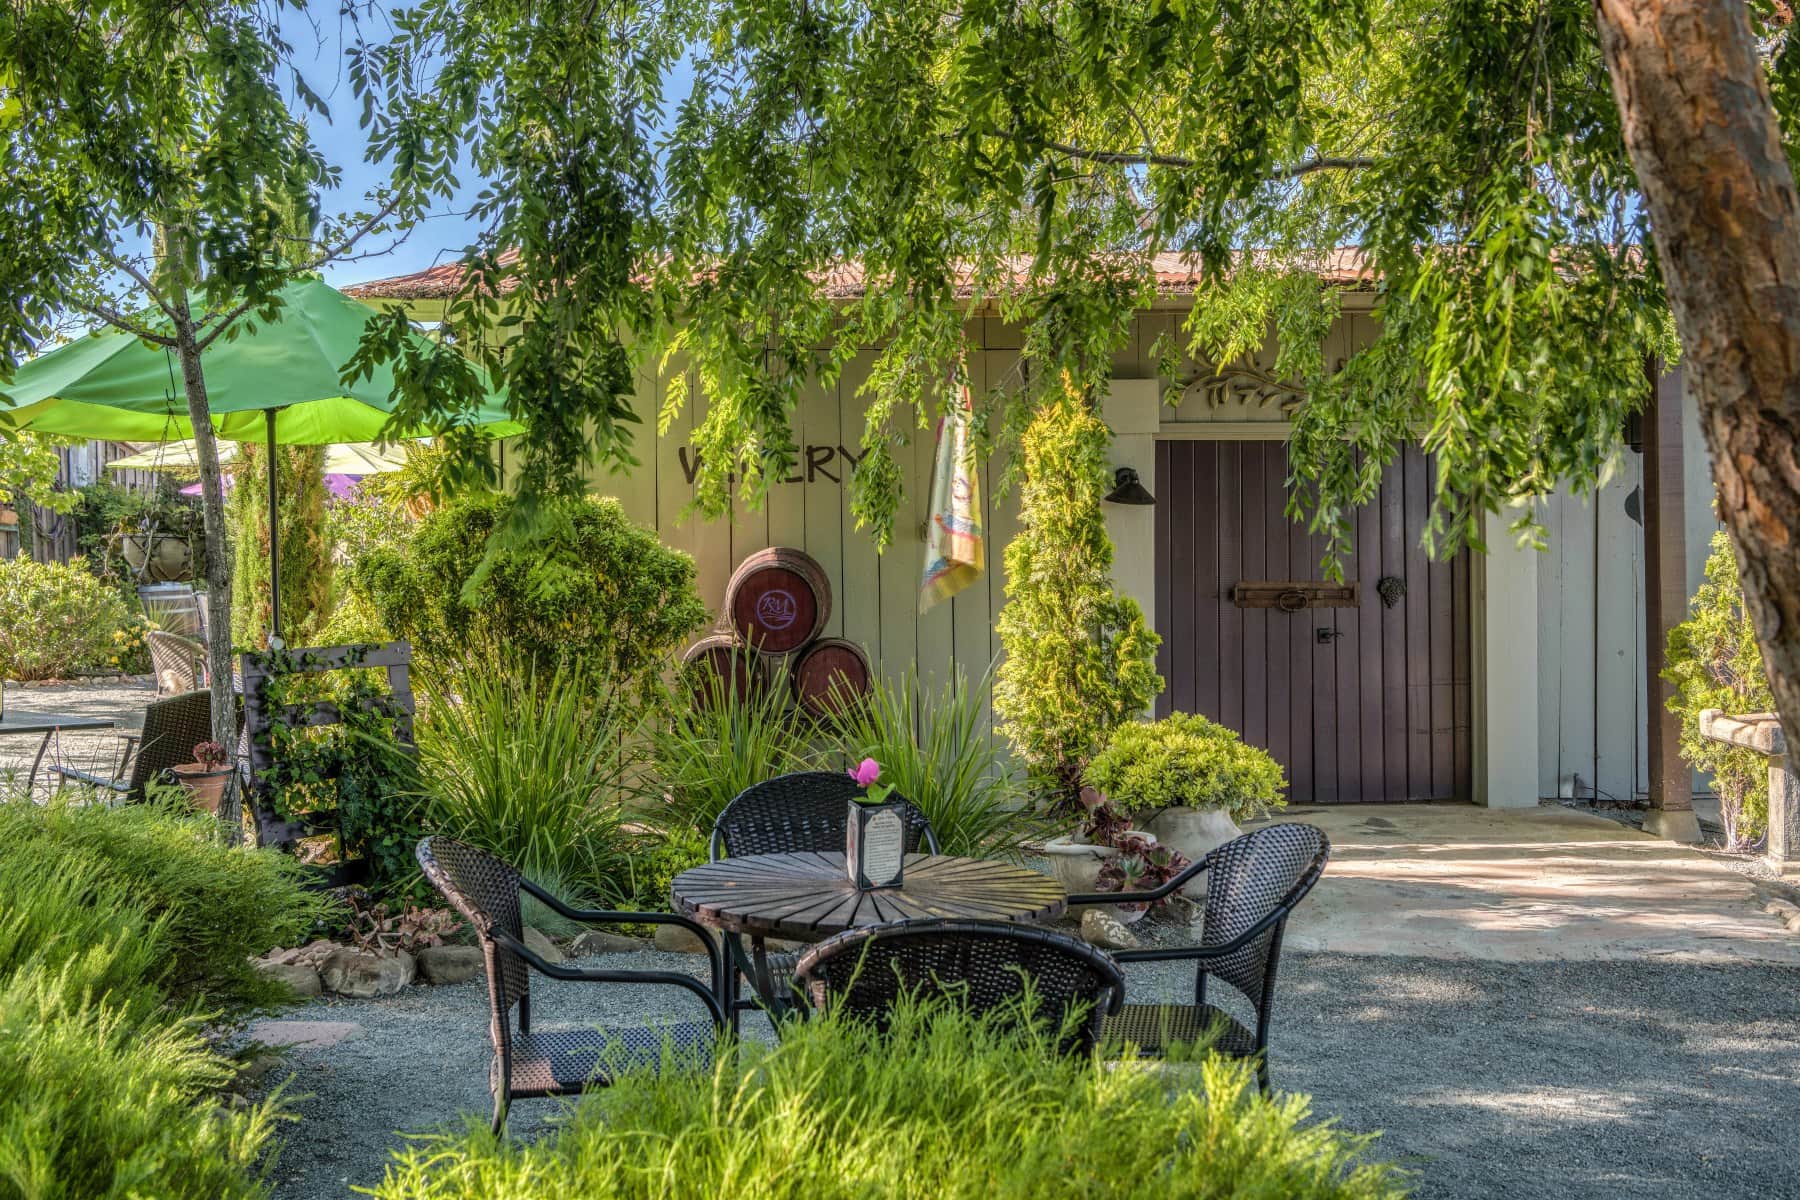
490, 928, 727, 1030
1065, 858, 1210, 908
515, 876, 723, 1001
48, 765, 128, 792
1109, 905, 1292, 965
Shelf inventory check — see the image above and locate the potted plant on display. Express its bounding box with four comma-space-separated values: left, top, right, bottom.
1038, 787, 1163, 901
170, 739, 235, 814
1082, 713, 1286, 891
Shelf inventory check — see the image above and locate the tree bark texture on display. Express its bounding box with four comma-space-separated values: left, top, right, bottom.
170, 303, 239, 759
1595, 0, 1800, 752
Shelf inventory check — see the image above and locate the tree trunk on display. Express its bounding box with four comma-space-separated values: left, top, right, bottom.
169, 300, 238, 759
1594, 1, 1800, 757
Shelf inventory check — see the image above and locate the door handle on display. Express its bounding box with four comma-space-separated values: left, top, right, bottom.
1315, 626, 1344, 645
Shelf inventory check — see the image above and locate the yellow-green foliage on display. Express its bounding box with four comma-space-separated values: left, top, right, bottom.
1085, 712, 1288, 824
0, 797, 323, 1200
1664, 532, 1774, 849
371, 1001, 1405, 1200
357, 492, 706, 691
230, 443, 333, 649
0, 557, 133, 680
994, 388, 1161, 804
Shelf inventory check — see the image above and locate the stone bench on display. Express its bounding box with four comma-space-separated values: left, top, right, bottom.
1698, 709, 1799, 876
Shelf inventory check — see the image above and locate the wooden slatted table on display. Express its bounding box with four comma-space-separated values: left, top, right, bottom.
671, 851, 1067, 1011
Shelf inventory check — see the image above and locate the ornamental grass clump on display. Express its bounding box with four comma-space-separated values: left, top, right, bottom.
370, 998, 1405, 1200
649, 664, 819, 837
1084, 711, 1288, 825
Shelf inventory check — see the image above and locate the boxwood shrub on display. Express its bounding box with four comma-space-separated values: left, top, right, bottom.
1084, 711, 1287, 824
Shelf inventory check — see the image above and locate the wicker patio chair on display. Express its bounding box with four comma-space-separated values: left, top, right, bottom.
708, 771, 941, 1026
416, 836, 728, 1134
50, 688, 212, 805
146, 629, 206, 696
792, 919, 1126, 1055
1069, 822, 1330, 1093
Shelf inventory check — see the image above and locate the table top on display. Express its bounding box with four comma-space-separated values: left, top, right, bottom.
0, 710, 117, 735
671, 851, 1067, 942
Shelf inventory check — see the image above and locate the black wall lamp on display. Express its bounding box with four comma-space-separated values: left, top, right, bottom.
1104, 466, 1156, 505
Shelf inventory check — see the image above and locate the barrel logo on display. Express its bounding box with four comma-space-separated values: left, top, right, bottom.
757, 588, 799, 630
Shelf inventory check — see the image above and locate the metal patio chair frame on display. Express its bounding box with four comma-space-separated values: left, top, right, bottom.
416, 836, 728, 1133
1069, 822, 1330, 1093
708, 770, 940, 1028
792, 918, 1126, 1055
145, 629, 207, 696
50, 688, 212, 805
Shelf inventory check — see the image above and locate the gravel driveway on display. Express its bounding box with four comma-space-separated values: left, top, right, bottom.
251, 948, 1800, 1200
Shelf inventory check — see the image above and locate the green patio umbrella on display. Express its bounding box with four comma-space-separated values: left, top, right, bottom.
0, 278, 517, 641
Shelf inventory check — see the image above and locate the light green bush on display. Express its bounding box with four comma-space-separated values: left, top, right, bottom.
1084, 711, 1288, 824
1664, 531, 1774, 849
0, 556, 134, 680
356, 492, 706, 692
417, 657, 641, 906
826, 665, 1037, 857
994, 390, 1161, 808
371, 1000, 1403, 1200
649, 665, 819, 837
0, 796, 330, 1008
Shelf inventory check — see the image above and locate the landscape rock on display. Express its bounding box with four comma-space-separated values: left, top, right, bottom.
568, 930, 649, 956
1763, 898, 1800, 920
523, 926, 564, 963
263, 938, 338, 969
319, 946, 415, 998
255, 960, 322, 998
1079, 908, 1143, 951
654, 922, 712, 954
417, 944, 484, 985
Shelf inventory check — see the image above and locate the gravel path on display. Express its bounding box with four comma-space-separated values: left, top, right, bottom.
250, 948, 1800, 1200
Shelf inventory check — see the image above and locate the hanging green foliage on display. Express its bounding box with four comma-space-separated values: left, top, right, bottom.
993, 383, 1161, 808
228, 443, 332, 649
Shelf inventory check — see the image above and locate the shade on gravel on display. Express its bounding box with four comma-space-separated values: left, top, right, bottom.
252, 949, 1800, 1200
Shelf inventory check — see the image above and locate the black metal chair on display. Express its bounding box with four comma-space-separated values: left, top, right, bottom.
1070, 822, 1329, 1093
416, 837, 728, 1133
51, 689, 212, 804
709, 771, 941, 1026
792, 919, 1126, 1055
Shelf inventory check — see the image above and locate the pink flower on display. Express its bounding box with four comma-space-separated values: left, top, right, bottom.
849, 758, 881, 787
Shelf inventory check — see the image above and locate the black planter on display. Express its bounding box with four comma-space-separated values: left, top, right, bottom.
845, 798, 908, 889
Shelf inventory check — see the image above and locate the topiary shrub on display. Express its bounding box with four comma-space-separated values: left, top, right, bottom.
230, 443, 333, 649
370, 997, 1404, 1200
1664, 531, 1774, 850
994, 386, 1161, 809
0, 557, 135, 680
1084, 711, 1287, 824
356, 492, 706, 691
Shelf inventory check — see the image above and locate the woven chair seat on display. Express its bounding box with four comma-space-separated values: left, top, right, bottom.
508, 1023, 716, 1095
1101, 1003, 1259, 1059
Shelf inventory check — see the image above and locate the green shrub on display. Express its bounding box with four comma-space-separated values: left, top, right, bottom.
1665, 531, 1774, 849
0, 557, 135, 680
1084, 711, 1288, 824
357, 492, 706, 691
649, 666, 819, 837
826, 665, 1036, 857
371, 1000, 1403, 1200
994, 389, 1161, 808
0, 796, 329, 1008
417, 658, 641, 906
230, 443, 332, 648
617, 825, 710, 916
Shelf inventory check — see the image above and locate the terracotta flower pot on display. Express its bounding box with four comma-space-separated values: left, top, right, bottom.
170, 763, 234, 814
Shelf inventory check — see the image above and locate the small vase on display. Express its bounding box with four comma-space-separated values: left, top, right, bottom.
846, 798, 907, 889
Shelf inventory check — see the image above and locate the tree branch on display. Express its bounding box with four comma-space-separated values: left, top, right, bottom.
1045, 141, 1377, 179
73, 299, 176, 347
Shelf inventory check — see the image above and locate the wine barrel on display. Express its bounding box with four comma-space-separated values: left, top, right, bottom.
791, 637, 873, 718
680, 635, 766, 706
723, 547, 831, 655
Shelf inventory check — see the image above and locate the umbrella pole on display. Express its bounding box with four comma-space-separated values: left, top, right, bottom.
265, 409, 282, 648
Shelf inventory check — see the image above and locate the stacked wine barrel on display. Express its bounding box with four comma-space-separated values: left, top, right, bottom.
679, 546, 873, 719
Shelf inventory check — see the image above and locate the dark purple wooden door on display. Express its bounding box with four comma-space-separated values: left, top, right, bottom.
1153, 440, 1471, 803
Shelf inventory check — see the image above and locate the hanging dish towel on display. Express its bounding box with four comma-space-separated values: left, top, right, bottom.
919, 377, 985, 611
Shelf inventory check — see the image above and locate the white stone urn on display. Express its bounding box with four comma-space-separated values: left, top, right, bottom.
1143, 807, 1242, 897
1039, 831, 1159, 910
